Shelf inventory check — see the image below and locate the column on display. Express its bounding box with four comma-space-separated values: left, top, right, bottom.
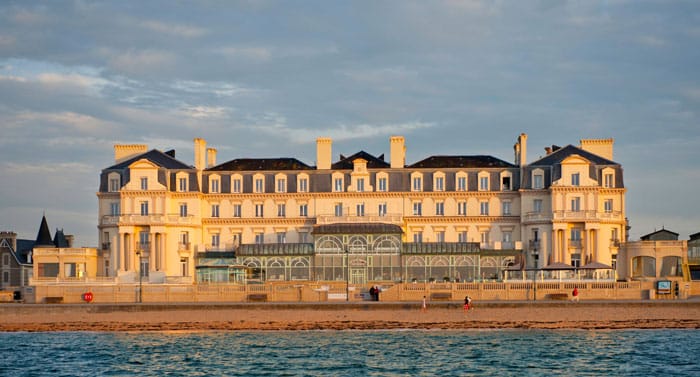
118, 232, 126, 272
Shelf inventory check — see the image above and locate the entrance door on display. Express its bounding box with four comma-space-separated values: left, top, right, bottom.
350, 268, 366, 284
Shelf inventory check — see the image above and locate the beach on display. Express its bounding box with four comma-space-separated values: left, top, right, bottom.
1, 301, 699, 332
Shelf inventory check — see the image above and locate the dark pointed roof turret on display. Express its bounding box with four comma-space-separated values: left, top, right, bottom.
35, 215, 55, 247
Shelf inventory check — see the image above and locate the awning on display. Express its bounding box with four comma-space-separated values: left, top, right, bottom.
578, 261, 613, 270
542, 262, 576, 270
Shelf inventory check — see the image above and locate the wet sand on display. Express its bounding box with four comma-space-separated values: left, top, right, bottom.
1, 301, 699, 332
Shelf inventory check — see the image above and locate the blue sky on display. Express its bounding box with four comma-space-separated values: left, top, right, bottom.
0, 1, 698, 246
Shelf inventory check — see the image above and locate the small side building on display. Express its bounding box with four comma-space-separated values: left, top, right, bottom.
617, 228, 687, 283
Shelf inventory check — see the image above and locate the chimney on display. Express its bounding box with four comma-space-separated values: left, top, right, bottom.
207, 148, 217, 168
316, 137, 332, 170
0, 231, 17, 251
390, 136, 405, 169
65, 235, 74, 248
545, 147, 552, 155
579, 138, 614, 161
513, 133, 527, 166
114, 144, 148, 164
194, 138, 207, 171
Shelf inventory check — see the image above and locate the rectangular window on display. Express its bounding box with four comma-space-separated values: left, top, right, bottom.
356, 203, 365, 217
110, 202, 120, 216
503, 232, 512, 243
211, 179, 220, 193
255, 204, 264, 217
277, 203, 286, 217
233, 179, 242, 193
571, 173, 580, 186
299, 233, 309, 243
211, 234, 220, 247
502, 201, 511, 216
179, 177, 188, 192
458, 231, 468, 243
180, 231, 189, 246
179, 203, 188, 217
571, 229, 581, 241
413, 202, 422, 216
458, 202, 467, 216
357, 178, 365, 192
435, 177, 444, 191
277, 232, 286, 244
180, 258, 188, 277
480, 176, 489, 191
38, 263, 59, 277
299, 204, 308, 217
277, 179, 286, 193
435, 202, 444, 216
604, 174, 614, 188
413, 232, 423, 243
378, 177, 387, 192
378, 203, 387, 217
299, 178, 308, 192
334, 203, 343, 217
334, 178, 343, 192
436, 231, 445, 243
412, 177, 422, 191
534, 174, 543, 189
211, 204, 220, 218
140, 177, 148, 190
255, 178, 264, 193
255, 233, 264, 244
2, 254, 9, 267
604, 199, 613, 213
571, 197, 581, 212
480, 202, 489, 216
457, 176, 467, 191
233, 204, 242, 217
109, 178, 120, 192
611, 228, 619, 243
140, 201, 149, 216
480, 232, 489, 245
533, 199, 542, 213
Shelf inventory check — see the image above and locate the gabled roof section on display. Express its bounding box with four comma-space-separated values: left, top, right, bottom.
408, 155, 516, 169
331, 151, 390, 170
640, 228, 679, 241
106, 149, 193, 170
530, 145, 618, 166
35, 215, 54, 247
207, 158, 314, 171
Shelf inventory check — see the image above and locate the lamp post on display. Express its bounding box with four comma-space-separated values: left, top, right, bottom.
345, 245, 349, 302
136, 249, 143, 303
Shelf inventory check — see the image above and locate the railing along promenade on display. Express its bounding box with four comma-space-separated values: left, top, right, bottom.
27, 280, 666, 304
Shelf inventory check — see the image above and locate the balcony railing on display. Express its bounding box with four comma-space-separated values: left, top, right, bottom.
137, 242, 151, 253
178, 242, 191, 251
529, 240, 540, 250
553, 210, 623, 221
101, 214, 196, 226
568, 239, 582, 248
316, 213, 403, 225
101, 242, 111, 250
524, 212, 551, 222
205, 243, 237, 252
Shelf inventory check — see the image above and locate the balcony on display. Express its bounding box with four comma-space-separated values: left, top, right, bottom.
101, 242, 111, 250
481, 241, 523, 250
178, 242, 191, 251
205, 243, 236, 252
529, 240, 540, 250
568, 239, 582, 248
316, 213, 403, 225
101, 214, 196, 226
610, 238, 620, 247
524, 212, 551, 222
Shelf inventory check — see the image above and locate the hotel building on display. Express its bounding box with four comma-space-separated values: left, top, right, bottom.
97, 134, 626, 284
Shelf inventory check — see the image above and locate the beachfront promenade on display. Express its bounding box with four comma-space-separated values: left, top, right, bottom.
27, 279, 698, 304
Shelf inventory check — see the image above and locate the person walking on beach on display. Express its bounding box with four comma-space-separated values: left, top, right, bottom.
571, 287, 579, 303
421, 296, 427, 312
463, 296, 472, 312
369, 286, 376, 301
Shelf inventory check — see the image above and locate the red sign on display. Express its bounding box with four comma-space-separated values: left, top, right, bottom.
83, 292, 93, 303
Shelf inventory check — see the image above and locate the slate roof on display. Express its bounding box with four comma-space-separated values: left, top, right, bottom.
640, 228, 679, 241
35, 216, 54, 247
313, 223, 403, 235
530, 145, 618, 166
407, 155, 516, 169
331, 151, 390, 170
208, 158, 314, 171
53, 229, 69, 248
105, 149, 193, 170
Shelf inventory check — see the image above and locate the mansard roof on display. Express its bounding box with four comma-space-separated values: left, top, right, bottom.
106, 149, 193, 170
207, 158, 314, 171
530, 145, 618, 167
35, 215, 54, 247
407, 155, 516, 169
331, 151, 390, 170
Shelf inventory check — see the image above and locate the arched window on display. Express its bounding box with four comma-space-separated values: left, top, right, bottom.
632, 256, 656, 278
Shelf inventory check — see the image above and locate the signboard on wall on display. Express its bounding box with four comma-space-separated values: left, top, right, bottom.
656, 280, 671, 294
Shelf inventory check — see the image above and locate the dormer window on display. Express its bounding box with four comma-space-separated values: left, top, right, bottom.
297, 174, 309, 193
210, 178, 220, 193
357, 178, 365, 192
456, 172, 467, 191
434, 172, 445, 192
254, 174, 265, 193
478, 172, 489, 191
276, 174, 287, 193
140, 177, 148, 190
109, 176, 120, 192
232, 175, 242, 193
179, 177, 188, 192
376, 172, 388, 192
332, 173, 344, 192
571, 173, 580, 186
411, 172, 423, 192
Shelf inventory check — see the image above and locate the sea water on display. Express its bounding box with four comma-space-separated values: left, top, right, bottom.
1, 330, 698, 376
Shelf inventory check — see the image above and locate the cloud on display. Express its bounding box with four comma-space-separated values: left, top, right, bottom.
179, 105, 229, 119
255, 119, 435, 143
216, 46, 272, 61
105, 49, 177, 75
1, 161, 93, 174
140, 20, 207, 38
13, 111, 115, 133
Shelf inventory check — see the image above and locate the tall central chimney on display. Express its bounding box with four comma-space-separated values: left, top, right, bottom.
316, 137, 332, 169
390, 136, 405, 169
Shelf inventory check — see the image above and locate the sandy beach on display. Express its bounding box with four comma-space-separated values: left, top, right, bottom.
1, 301, 699, 332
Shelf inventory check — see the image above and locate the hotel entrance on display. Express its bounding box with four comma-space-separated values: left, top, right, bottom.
350, 267, 366, 284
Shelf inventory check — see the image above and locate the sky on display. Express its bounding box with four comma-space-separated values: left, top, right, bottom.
0, 1, 699, 246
